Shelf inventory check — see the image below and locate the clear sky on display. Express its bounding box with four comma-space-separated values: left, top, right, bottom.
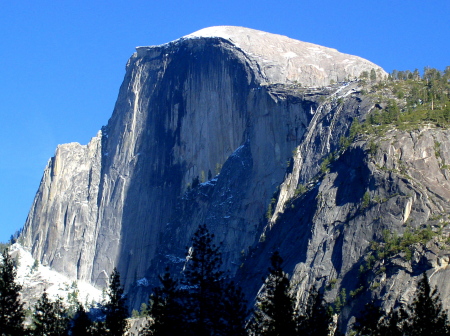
0, 0, 449, 242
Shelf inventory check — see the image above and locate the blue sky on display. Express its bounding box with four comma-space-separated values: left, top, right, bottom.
1, 0, 449, 242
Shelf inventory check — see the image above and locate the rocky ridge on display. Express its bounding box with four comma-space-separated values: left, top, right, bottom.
239, 124, 450, 332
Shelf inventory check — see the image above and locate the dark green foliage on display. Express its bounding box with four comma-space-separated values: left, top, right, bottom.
31, 292, 69, 336
142, 268, 185, 336
103, 268, 129, 336
183, 224, 225, 335
71, 304, 94, 336
382, 307, 409, 336
139, 302, 148, 316
360, 71, 369, 80
145, 224, 248, 336
296, 287, 331, 336
360, 66, 450, 133
353, 301, 384, 336
370, 69, 377, 82
333, 288, 347, 314
369, 227, 435, 264
358, 226, 437, 287
266, 198, 277, 219
361, 191, 371, 209
221, 281, 249, 336
192, 176, 200, 189
359, 226, 437, 277
355, 302, 408, 336
249, 251, 296, 336
339, 118, 361, 151
355, 274, 450, 335
407, 273, 450, 335
384, 100, 400, 124
0, 248, 26, 336
320, 153, 336, 173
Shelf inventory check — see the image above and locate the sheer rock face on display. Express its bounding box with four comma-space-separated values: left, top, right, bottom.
22, 26, 450, 327
21, 134, 102, 280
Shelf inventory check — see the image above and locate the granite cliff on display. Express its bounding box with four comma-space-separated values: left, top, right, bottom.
19, 26, 450, 332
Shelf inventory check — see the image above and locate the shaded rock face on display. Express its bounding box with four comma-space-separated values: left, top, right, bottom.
21, 26, 450, 331
238, 127, 450, 332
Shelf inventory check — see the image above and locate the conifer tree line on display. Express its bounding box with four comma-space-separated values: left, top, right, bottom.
2, 226, 450, 335
0, 246, 129, 335
140, 224, 331, 336
358, 66, 450, 128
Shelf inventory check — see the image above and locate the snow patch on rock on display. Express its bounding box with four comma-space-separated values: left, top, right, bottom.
9, 244, 102, 308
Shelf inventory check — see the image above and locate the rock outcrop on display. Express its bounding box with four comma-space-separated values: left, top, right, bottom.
22, 26, 384, 288
238, 125, 450, 332
20, 26, 450, 332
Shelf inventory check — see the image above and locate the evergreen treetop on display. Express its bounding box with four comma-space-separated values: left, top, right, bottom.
144, 224, 248, 336
31, 291, 69, 336
354, 272, 450, 336
71, 303, 94, 336
407, 273, 450, 335
141, 267, 185, 336
183, 224, 225, 336
0, 247, 25, 336
103, 268, 129, 336
249, 251, 296, 336
296, 287, 331, 336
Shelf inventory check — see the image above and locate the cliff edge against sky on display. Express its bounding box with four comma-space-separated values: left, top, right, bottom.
20, 26, 450, 332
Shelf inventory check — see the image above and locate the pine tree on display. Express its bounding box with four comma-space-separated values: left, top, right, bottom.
370, 69, 377, 82
31, 292, 69, 336
103, 268, 129, 336
353, 301, 384, 336
380, 306, 408, 336
354, 301, 410, 336
142, 267, 185, 336
249, 251, 296, 336
221, 281, 249, 336
183, 224, 225, 336
71, 303, 94, 336
145, 225, 249, 336
0, 247, 26, 336
296, 287, 331, 336
407, 273, 450, 335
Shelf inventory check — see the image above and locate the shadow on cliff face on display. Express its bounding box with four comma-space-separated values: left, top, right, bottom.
115, 39, 259, 307
236, 145, 376, 306
236, 185, 319, 302
333, 146, 372, 207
